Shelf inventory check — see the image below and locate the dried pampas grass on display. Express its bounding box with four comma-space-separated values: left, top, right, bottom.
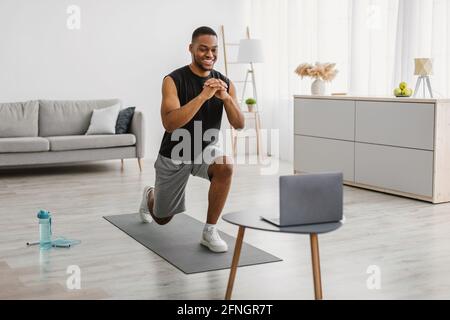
295, 62, 338, 82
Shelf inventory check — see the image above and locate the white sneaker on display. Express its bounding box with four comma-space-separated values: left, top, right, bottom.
138, 186, 154, 223
201, 226, 228, 253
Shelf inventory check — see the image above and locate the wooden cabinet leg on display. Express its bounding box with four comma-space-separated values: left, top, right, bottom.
225, 226, 246, 300
310, 233, 323, 300
138, 158, 143, 172
121, 159, 124, 171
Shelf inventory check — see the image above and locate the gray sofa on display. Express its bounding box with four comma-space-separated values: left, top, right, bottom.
0, 99, 145, 170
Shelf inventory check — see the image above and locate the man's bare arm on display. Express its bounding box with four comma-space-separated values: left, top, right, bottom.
222, 81, 245, 130
161, 76, 219, 133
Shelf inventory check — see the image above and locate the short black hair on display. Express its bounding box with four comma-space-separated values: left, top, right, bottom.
191, 26, 217, 43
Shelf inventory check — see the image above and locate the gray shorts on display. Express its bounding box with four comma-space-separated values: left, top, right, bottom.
153, 143, 225, 218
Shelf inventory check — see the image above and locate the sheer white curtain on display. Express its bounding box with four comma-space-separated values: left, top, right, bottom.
249, 0, 450, 161
395, 0, 450, 98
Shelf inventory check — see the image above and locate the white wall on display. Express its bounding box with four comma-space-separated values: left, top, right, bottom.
0, 0, 250, 159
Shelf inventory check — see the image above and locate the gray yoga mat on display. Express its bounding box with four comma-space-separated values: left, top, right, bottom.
104, 213, 282, 274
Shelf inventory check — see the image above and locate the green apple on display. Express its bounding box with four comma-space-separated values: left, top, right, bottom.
405, 88, 413, 96
394, 88, 402, 96
399, 82, 407, 90
401, 88, 407, 96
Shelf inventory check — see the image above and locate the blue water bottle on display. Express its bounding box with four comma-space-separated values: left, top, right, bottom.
37, 210, 52, 250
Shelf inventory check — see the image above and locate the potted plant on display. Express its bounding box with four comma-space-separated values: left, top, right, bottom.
245, 98, 257, 112
294, 62, 338, 95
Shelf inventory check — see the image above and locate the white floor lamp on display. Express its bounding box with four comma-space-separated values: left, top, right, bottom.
234, 37, 265, 161
237, 38, 264, 110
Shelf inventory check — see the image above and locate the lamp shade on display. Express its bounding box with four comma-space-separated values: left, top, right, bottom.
237, 39, 264, 63
414, 58, 433, 76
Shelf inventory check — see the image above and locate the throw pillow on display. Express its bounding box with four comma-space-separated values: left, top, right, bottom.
115, 106, 136, 134
85, 104, 121, 135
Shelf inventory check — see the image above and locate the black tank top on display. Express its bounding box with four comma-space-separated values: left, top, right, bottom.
158, 65, 230, 161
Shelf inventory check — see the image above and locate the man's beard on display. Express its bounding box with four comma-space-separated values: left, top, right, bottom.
194, 56, 214, 71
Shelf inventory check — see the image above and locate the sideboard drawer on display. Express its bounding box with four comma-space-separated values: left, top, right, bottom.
355, 101, 435, 150
355, 143, 433, 197
294, 98, 355, 141
294, 135, 354, 182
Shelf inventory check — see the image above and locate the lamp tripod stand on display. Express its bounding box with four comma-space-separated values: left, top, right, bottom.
413, 76, 433, 98
240, 67, 258, 111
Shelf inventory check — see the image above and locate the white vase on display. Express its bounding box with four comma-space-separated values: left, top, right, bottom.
311, 79, 325, 95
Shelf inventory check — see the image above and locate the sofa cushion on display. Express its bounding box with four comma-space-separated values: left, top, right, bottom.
38, 99, 122, 137
116, 107, 136, 134
0, 137, 50, 153
0, 100, 39, 138
47, 134, 136, 151
85, 104, 121, 135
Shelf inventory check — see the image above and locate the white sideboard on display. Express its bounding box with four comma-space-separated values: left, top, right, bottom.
293, 95, 450, 203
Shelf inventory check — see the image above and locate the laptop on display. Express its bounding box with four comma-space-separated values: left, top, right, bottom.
261, 172, 343, 227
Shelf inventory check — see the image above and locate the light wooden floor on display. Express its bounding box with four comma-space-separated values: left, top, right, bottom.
1, 158, 450, 300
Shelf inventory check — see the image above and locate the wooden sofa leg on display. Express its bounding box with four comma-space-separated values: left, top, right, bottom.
138, 158, 143, 172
